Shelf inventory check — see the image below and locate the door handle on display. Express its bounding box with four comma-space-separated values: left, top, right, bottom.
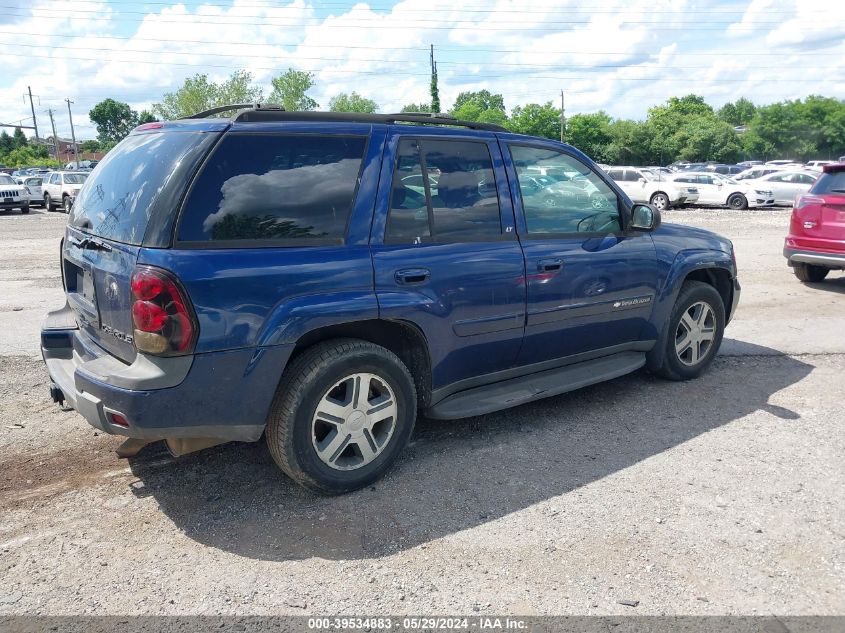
537, 258, 563, 273
395, 268, 430, 285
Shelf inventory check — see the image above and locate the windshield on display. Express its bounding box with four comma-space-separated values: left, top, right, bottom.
0, 175, 14, 185
64, 174, 88, 185
70, 131, 211, 245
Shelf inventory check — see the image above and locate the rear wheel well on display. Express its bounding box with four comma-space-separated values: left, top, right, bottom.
683, 268, 732, 314
289, 320, 432, 408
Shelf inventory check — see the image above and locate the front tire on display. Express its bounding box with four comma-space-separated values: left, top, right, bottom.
650, 192, 670, 211
20, 203, 29, 214
793, 262, 829, 283
44, 193, 54, 211
728, 193, 748, 210
62, 196, 72, 214
266, 339, 417, 495
653, 281, 725, 381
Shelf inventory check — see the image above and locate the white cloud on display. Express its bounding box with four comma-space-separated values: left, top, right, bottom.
1, 0, 843, 142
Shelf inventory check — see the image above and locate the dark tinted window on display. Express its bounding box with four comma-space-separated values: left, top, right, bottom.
792, 173, 817, 184
607, 169, 624, 181
623, 170, 641, 182
179, 134, 367, 242
70, 132, 211, 245
810, 171, 845, 194
385, 138, 502, 243
385, 139, 431, 243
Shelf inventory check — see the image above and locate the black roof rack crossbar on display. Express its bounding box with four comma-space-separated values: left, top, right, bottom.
232, 108, 507, 132
181, 103, 285, 120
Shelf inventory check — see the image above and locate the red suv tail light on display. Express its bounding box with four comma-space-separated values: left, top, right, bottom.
130, 266, 198, 355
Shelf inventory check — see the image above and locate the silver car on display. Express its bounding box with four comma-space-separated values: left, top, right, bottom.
15, 176, 44, 206
747, 170, 818, 205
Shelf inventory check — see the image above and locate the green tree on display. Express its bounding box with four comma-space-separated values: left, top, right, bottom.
605, 119, 652, 165
2, 145, 52, 168
0, 130, 13, 155
452, 90, 506, 114
328, 92, 378, 113
89, 98, 139, 145
80, 139, 101, 153
718, 97, 757, 126
508, 102, 560, 140
430, 56, 441, 113
268, 68, 318, 112
12, 127, 28, 149
451, 91, 508, 126
137, 110, 157, 125
153, 70, 264, 119
400, 102, 433, 113
564, 111, 613, 160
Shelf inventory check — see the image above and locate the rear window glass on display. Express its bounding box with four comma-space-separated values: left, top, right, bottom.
178, 134, 367, 243
811, 171, 845, 194
70, 132, 210, 245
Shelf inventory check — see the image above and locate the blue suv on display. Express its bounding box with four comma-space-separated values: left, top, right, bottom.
41, 106, 740, 494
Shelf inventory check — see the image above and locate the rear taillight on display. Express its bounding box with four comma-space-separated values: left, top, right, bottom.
130, 266, 197, 356
794, 194, 825, 210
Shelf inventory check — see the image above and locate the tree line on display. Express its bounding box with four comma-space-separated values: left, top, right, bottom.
19, 68, 845, 166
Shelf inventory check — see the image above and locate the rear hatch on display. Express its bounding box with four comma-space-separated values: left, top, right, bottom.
63, 123, 224, 363
801, 166, 845, 249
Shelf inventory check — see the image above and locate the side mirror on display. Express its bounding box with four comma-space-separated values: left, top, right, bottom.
638, 177, 647, 184
630, 204, 661, 231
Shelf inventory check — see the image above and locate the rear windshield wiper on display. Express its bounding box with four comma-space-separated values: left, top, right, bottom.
69, 236, 113, 252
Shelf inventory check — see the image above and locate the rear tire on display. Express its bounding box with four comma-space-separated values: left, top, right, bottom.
650, 192, 670, 211
727, 193, 748, 210
266, 339, 417, 495
793, 262, 829, 283
653, 281, 725, 381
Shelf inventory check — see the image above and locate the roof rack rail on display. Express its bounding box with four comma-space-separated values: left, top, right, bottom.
182, 103, 285, 120
232, 108, 507, 132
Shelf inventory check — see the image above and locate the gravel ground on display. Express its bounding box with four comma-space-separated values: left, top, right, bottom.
0, 206, 843, 616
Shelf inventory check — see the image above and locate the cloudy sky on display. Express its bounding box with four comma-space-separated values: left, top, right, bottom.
1, 0, 843, 141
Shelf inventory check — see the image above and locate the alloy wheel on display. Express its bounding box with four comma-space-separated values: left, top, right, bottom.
311, 372, 398, 471
674, 301, 716, 366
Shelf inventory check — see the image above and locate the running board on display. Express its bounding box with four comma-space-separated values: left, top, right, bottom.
425, 351, 646, 420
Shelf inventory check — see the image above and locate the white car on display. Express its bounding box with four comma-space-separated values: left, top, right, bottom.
0, 173, 30, 214
606, 166, 698, 210
43, 171, 89, 213
746, 170, 818, 205
15, 175, 44, 206
734, 165, 789, 181
805, 160, 837, 171
670, 172, 774, 209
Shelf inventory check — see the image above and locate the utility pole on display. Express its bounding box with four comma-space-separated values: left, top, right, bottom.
26, 86, 40, 141
560, 90, 565, 143
47, 109, 58, 160
65, 98, 78, 169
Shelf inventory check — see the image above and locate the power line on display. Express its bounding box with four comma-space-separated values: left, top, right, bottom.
0, 29, 840, 56
4, 41, 827, 71
0, 7, 822, 30
1, 50, 834, 82
61, 0, 833, 14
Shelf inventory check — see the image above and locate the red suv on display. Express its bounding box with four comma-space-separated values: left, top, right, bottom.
784, 163, 845, 282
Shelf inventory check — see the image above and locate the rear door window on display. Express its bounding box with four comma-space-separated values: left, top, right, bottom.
178, 134, 367, 244
385, 138, 503, 243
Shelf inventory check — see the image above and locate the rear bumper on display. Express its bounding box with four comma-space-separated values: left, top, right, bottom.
41, 305, 292, 442
783, 246, 845, 269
